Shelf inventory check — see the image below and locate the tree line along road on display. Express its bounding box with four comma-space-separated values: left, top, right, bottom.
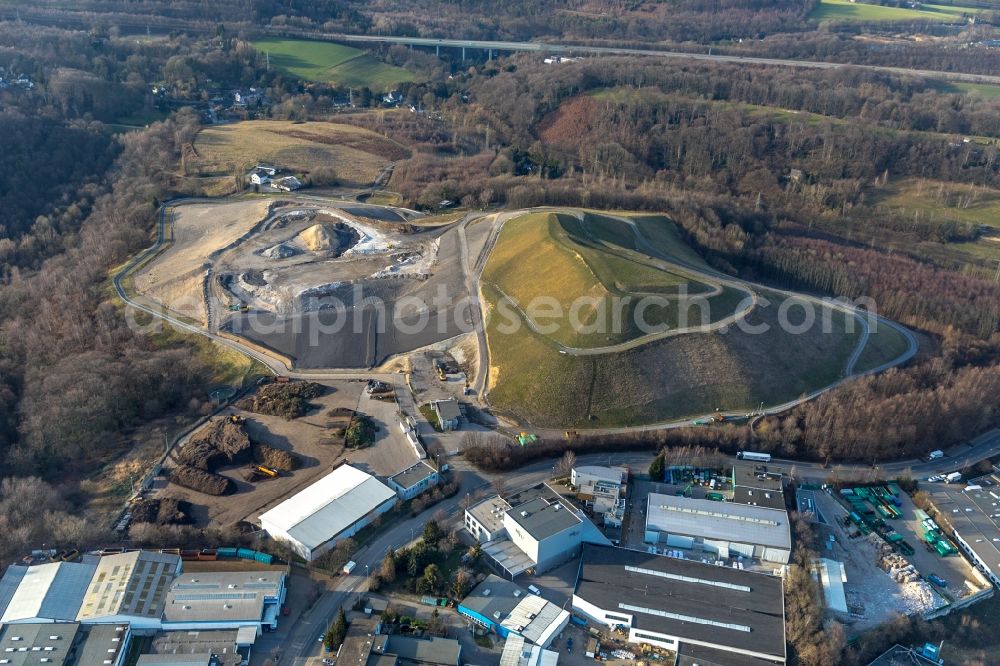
2, 9, 998, 86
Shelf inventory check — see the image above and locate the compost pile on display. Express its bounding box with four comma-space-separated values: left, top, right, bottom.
237, 381, 325, 419
170, 465, 234, 496
171, 417, 254, 495
252, 442, 299, 471
131, 498, 192, 525
177, 418, 252, 470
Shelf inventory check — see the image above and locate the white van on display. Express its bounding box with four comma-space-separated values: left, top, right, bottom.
527, 585, 541, 596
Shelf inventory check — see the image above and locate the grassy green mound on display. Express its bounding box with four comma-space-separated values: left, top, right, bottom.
252, 38, 417, 90
482, 210, 909, 428
486, 285, 866, 428
481, 211, 749, 349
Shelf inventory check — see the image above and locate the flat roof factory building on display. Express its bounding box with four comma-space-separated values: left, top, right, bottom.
573, 544, 786, 664
458, 575, 570, 648
929, 483, 1000, 588
465, 485, 610, 576
162, 570, 286, 635
645, 493, 792, 564
259, 464, 397, 561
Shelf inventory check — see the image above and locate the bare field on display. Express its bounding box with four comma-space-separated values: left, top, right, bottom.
153, 379, 364, 528
134, 199, 271, 323
191, 120, 410, 186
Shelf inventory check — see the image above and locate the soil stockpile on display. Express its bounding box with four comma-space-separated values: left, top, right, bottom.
170, 465, 235, 495
260, 243, 300, 259
131, 498, 192, 525
296, 221, 359, 255
178, 418, 252, 470
237, 381, 325, 419
252, 442, 300, 471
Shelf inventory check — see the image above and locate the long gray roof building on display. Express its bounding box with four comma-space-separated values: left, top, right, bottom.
573, 545, 786, 663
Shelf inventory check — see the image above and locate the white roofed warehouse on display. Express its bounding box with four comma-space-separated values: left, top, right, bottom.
259, 464, 397, 561
645, 493, 792, 564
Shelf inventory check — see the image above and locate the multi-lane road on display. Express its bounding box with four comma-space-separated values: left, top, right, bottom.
301, 31, 1000, 85
3, 9, 1000, 86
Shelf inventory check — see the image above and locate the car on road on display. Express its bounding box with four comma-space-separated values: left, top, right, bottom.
318, 634, 324, 643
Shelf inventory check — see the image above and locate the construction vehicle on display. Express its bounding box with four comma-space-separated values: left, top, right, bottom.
517, 432, 538, 446
228, 415, 244, 424
564, 430, 577, 440
365, 379, 393, 395
254, 465, 280, 478
435, 363, 447, 381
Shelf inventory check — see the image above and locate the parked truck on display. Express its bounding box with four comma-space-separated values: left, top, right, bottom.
737, 451, 772, 463
946, 472, 963, 484
927, 450, 945, 461
343, 561, 357, 575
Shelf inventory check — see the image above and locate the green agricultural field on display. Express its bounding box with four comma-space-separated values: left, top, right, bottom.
940, 81, 1000, 100
869, 178, 1000, 264
253, 38, 417, 89
481, 210, 897, 428
810, 0, 981, 22
875, 178, 1000, 231
481, 211, 749, 349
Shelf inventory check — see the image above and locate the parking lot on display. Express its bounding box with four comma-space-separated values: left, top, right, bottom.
891, 489, 983, 595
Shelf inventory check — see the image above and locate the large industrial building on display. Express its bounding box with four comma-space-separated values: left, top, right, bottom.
259, 464, 397, 561
457, 575, 570, 649
464, 485, 610, 576
0, 551, 182, 627
0, 561, 98, 624
76, 551, 182, 629
928, 483, 1000, 587
0, 550, 285, 644
0, 622, 132, 666
572, 545, 786, 665
644, 493, 792, 564
162, 570, 285, 635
